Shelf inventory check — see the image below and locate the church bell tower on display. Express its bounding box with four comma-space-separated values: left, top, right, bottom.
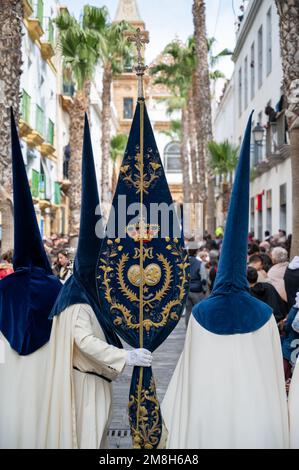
113, 0, 149, 133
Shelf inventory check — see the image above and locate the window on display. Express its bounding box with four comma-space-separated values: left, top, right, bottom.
164, 142, 181, 173
244, 56, 248, 110
54, 182, 61, 205
39, 165, 46, 199
31, 169, 40, 198
258, 25, 263, 88
266, 7, 272, 75
47, 119, 54, 145
21, 90, 31, 124
250, 197, 255, 234
123, 97, 133, 119
48, 19, 54, 46
36, 0, 44, 28
266, 189, 272, 233
250, 42, 255, 100
238, 67, 242, 117
280, 183, 287, 231
36, 105, 44, 136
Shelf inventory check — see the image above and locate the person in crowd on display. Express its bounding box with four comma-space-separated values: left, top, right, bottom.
185, 243, 207, 327
259, 241, 271, 254
248, 243, 260, 256
198, 250, 209, 266
247, 267, 288, 323
278, 230, 287, 245
53, 250, 72, 283
259, 253, 273, 273
248, 254, 268, 281
264, 230, 272, 243
0, 250, 14, 280
284, 254, 299, 311
267, 247, 289, 303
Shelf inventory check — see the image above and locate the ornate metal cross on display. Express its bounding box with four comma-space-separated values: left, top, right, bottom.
127, 28, 149, 98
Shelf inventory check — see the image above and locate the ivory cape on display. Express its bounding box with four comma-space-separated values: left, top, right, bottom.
38, 303, 127, 449
161, 314, 289, 449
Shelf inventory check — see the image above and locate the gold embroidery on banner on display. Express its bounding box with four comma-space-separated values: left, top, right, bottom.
98, 238, 189, 333
128, 376, 161, 449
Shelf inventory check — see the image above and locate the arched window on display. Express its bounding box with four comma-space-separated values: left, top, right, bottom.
164, 142, 181, 173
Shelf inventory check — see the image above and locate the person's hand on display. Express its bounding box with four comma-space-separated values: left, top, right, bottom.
126, 348, 152, 367
294, 292, 299, 309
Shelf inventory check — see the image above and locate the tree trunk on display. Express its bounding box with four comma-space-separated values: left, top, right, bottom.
275, 0, 299, 258
181, 107, 191, 204
68, 83, 90, 245
101, 62, 113, 218
187, 91, 198, 200
193, 0, 215, 235
0, 0, 23, 253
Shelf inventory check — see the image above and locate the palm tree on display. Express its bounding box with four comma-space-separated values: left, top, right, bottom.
150, 40, 195, 204
55, 6, 105, 242
95, 19, 132, 210
110, 133, 128, 195
208, 140, 239, 217
192, 0, 215, 236
275, 1, 299, 258
0, 0, 23, 253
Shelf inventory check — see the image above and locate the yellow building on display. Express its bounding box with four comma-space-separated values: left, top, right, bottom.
112, 0, 183, 205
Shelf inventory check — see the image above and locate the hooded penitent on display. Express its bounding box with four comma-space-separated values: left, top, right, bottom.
50, 115, 122, 348
161, 112, 289, 449
96, 99, 189, 448
0, 110, 62, 355
193, 112, 272, 333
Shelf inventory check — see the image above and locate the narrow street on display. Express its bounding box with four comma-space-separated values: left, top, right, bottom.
108, 317, 186, 448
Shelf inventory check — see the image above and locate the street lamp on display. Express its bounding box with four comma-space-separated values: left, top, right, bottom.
252, 122, 265, 144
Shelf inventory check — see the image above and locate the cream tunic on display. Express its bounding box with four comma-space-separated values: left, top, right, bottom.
0, 303, 127, 449
162, 314, 289, 449
38, 303, 127, 449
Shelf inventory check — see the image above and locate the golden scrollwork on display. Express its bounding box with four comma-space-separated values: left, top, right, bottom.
120, 151, 161, 195
98, 238, 189, 333
128, 376, 161, 449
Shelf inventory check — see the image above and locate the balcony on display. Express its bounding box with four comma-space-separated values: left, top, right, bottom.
251, 111, 290, 178
26, 130, 44, 147
41, 42, 55, 60
19, 118, 32, 137
26, 18, 44, 42
39, 142, 55, 156
23, 0, 33, 18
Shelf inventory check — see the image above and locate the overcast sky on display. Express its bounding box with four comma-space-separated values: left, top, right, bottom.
61, 0, 239, 83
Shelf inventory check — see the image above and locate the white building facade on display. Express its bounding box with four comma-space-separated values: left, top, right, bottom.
213, 0, 291, 239
20, 0, 67, 237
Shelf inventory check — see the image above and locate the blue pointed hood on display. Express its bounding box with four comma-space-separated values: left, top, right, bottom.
0, 110, 62, 355
193, 113, 272, 334
50, 115, 122, 347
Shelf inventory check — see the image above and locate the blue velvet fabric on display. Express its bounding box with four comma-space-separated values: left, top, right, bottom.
96, 99, 189, 448
0, 110, 62, 355
193, 112, 272, 334
50, 115, 122, 348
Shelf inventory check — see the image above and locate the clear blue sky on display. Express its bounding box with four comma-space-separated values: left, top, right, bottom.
61, 0, 238, 80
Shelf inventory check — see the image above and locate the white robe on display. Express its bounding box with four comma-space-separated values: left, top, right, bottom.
288, 357, 299, 448
38, 303, 127, 449
162, 314, 289, 449
0, 335, 49, 449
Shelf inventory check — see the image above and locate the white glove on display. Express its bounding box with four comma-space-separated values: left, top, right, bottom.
295, 292, 299, 309
126, 348, 152, 367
